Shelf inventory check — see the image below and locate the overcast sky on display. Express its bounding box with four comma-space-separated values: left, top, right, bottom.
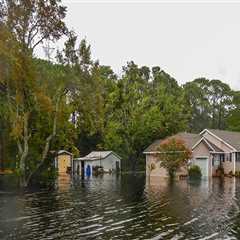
37, 1, 240, 89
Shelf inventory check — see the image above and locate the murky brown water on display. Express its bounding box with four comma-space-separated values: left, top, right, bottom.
0, 174, 240, 239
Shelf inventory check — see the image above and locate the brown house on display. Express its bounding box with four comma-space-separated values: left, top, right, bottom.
144, 129, 240, 178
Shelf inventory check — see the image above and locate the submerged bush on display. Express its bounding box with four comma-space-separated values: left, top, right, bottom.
188, 165, 202, 180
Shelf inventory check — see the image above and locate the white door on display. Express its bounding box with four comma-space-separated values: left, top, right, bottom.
195, 157, 208, 177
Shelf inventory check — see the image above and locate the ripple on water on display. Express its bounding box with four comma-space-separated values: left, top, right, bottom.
0, 175, 240, 239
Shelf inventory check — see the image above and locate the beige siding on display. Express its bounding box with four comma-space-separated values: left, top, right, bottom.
145, 130, 239, 178
202, 132, 235, 174
146, 154, 188, 178
146, 154, 168, 177
192, 141, 212, 176
222, 153, 234, 174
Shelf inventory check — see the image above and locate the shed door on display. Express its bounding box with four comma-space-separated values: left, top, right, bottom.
195, 157, 208, 177
58, 155, 71, 173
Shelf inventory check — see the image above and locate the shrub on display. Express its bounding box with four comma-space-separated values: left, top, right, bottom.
235, 171, 240, 177
188, 165, 202, 179
216, 166, 224, 177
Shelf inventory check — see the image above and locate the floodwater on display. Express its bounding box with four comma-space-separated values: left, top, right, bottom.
0, 174, 240, 240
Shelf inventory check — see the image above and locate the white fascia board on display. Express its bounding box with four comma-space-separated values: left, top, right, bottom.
143, 151, 161, 154
201, 129, 236, 151
192, 137, 214, 151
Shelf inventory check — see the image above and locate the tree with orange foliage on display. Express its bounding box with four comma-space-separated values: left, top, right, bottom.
157, 138, 192, 178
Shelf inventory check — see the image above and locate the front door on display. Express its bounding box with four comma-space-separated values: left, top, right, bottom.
116, 161, 120, 172
195, 157, 208, 177
86, 165, 91, 177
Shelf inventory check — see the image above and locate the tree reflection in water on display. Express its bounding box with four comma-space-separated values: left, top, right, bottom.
0, 174, 240, 239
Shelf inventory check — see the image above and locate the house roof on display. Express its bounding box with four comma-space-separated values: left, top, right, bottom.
201, 129, 240, 151
144, 129, 240, 155
143, 132, 201, 153
205, 139, 224, 153
74, 151, 121, 161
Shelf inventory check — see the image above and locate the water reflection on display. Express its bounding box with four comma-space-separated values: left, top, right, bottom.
0, 174, 240, 239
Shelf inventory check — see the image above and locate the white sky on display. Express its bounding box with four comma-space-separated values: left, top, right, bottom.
37, 1, 240, 89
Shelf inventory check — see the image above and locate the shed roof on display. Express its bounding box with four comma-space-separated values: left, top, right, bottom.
74, 151, 121, 161
57, 150, 73, 156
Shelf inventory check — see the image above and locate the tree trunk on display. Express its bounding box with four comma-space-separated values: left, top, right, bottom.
19, 113, 30, 187
26, 93, 61, 187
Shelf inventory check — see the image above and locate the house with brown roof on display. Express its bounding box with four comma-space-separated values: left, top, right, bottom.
144, 129, 240, 178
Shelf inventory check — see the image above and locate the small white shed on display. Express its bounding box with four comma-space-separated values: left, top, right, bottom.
73, 151, 121, 176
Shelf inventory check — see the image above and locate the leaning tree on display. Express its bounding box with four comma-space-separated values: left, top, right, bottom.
0, 0, 68, 187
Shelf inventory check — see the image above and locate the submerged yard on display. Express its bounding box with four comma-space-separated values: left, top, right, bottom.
0, 174, 240, 239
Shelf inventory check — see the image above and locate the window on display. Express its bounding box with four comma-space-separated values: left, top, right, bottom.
236, 153, 240, 162
226, 153, 232, 162
212, 155, 220, 167
220, 154, 225, 162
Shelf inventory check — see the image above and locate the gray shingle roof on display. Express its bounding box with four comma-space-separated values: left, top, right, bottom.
75, 151, 121, 161
144, 132, 201, 153
144, 129, 240, 154
204, 138, 224, 152
85, 151, 112, 159
204, 129, 240, 151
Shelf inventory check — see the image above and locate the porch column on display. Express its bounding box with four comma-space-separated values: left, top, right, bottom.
210, 154, 213, 177
233, 152, 236, 175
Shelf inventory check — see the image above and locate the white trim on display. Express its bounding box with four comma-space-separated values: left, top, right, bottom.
57, 150, 73, 156
200, 129, 237, 151
192, 137, 214, 151
54, 157, 57, 168
233, 152, 236, 174
144, 150, 188, 155
199, 129, 208, 135
210, 151, 231, 154
143, 151, 161, 154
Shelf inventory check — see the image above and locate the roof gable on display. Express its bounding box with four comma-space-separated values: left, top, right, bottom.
192, 137, 224, 152
57, 150, 73, 156
200, 129, 240, 151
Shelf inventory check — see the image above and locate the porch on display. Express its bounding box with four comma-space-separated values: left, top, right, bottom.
211, 152, 240, 177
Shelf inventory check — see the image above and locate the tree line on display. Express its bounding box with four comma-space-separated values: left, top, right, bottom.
0, 0, 239, 186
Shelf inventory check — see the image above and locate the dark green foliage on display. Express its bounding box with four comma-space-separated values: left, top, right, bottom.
183, 78, 234, 132
1, 1, 240, 185
188, 165, 202, 180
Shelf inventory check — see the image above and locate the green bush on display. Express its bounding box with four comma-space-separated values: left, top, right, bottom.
235, 171, 240, 177
188, 165, 202, 179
